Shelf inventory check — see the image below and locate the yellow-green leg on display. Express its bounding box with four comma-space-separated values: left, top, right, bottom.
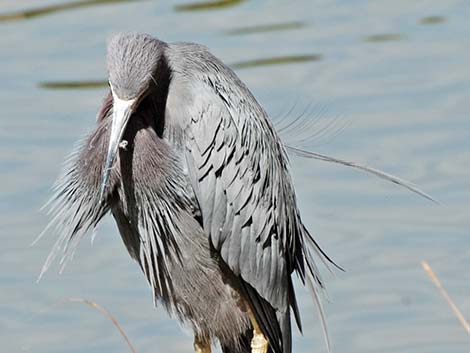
247, 306, 269, 353
194, 336, 211, 353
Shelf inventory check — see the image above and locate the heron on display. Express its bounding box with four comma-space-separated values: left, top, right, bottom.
39, 32, 434, 353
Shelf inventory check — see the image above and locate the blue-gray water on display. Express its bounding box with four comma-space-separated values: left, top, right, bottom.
1, 1, 469, 352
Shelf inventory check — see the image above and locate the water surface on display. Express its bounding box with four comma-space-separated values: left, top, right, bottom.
1, 1, 469, 353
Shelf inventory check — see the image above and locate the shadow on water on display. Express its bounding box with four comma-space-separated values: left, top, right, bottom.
39, 54, 322, 89
419, 16, 447, 25
175, 0, 244, 12
363, 33, 405, 42
0, 0, 140, 22
225, 21, 306, 35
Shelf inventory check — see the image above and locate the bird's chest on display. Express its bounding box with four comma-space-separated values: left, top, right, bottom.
109, 124, 196, 260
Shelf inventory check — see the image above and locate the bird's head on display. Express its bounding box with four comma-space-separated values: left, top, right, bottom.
100, 33, 166, 202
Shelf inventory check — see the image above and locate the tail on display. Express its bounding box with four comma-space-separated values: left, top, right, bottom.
221, 328, 277, 353
238, 280, 291, 353
220, 328, 253, 353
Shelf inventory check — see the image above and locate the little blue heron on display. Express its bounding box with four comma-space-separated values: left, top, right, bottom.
39, 32, 433, 353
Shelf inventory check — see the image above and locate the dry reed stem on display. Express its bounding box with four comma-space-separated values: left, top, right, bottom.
421, 260, 470, 334
66, 297, 138, 353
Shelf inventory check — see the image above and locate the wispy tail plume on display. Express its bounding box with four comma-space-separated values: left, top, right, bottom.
286, 146, 438, 203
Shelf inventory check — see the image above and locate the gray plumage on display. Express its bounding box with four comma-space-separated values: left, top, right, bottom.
39, 32, 334, 353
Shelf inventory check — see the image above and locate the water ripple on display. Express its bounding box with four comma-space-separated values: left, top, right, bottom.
419, 16, 447, 25
363, 33, 405, 42
231, 54, 323, 69
38, 54, 323, 90
175, 0, 244, 12
225, 21, 306, 35
0, 0, 140, 22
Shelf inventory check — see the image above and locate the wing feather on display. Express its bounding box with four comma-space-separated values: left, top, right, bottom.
165, 42, 333, 353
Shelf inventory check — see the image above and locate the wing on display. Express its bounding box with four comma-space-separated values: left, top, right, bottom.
165, 43, 333, 353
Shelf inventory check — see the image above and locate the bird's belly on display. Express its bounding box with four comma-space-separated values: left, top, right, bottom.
167, 235, 251, 340
111, 202, 250, 343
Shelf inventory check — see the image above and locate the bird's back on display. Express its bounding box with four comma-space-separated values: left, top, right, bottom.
162, 41, 329, 353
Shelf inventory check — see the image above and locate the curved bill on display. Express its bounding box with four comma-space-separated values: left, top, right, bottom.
99, 92, 137, 203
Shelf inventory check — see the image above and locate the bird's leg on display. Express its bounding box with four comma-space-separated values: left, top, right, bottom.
193, 335, 211, 353
247, 306, 269, 353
